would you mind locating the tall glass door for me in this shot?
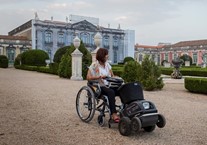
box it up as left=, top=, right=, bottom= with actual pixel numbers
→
left=7, top=48, right=15, bottom=65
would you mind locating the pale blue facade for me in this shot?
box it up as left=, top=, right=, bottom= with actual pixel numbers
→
left=9, top=18, right=135, bottom=64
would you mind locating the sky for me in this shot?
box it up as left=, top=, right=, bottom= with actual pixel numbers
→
left=0, top=0, right=207, bottom=45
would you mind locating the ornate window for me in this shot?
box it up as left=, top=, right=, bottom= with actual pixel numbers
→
left=165, top=53, right=169, bottom=61
left=103, top=36, right=109, bottom=47
left=113, top=36, right=118, bottom=47
left=6, top=48, right=15, bottom=64
left=80, top=33, right=89, bottom=44
left=58, top=33, right=64, bottom=44
left=202, top=53, right=207, bottom=63
left=47, top=49, right=51, bottom=59
left=139, top=54, right=143, bottom=62
left=91, top=34, right=95, bottom=45
left=20, top=46, right=29, bottom=54
left=0, top=47, right=2, bottom=55
left=173, top=52, right=178, bottom=60
left=45, top=31, right=52, bottom=43
left=114, top=50, right=117, bottom=63
left=193, top=53, right=197, bottom=64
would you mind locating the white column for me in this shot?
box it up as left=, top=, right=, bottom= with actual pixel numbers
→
left=70, top=35, right=83, bottom=80
left=70, top=49, right=83, bottom=80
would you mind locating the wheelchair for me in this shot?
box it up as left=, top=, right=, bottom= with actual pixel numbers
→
left=76, top=77, right=124, bottom=127
left=76, top=77, right=166, bottom=136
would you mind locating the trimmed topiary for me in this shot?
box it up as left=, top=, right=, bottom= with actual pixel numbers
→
left=123, top=56, right=134, bottom=64
left=180, top=54, right=192, bottom=65
left=0, top=55, right=8, bottom=68
left=21, top=49, right=49, bottom=66
left=53, top=46, right=68, bottom=63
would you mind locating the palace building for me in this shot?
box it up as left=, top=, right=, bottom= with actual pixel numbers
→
left=0, top=35, right=31, bottom=65
left=135, top=39, right=207, bottom=66
left=7, top=14, right=135, bottom=64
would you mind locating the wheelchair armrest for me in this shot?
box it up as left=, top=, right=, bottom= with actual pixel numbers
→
left=87, top=80, right=99, bottom=86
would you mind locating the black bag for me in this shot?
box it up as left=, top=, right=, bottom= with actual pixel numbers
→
left=118, top=82, right=144, bottom=104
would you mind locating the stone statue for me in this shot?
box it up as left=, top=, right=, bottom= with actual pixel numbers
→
left=171, top=57, right=183, bottom=79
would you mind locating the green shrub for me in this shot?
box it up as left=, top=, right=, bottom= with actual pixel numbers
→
left=122, top=61, right=142, bottom=83
left=185, top=77, right=207, bottom=94
left=121, top=55, right=164, bottom=91
left=141, top=55, right=164, bottom=91
left=0, top=55, right=8, bottom=68
left=53, top=46, right=68, bottom=63
left=123, top=56, right=134, bottom=64
left=21, top=49, right=49, bottom=66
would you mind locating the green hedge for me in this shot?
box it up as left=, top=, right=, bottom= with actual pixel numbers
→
left=160, top=67, right=207, bottom=77
left=15, top=65, right=38, bottom=71
left=185, top=77, right=207, bottom=94
left=0, top=55, right=8, bottom=68
left=15, top=65, right=58, bottom=75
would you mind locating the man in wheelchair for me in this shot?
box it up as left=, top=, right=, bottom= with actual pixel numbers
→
left=86, top=48, right=120, bottom=123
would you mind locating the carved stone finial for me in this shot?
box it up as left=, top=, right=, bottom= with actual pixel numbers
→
left=118, top=24, right=120, bottom=29
left=97, top=25, right=100, bottom=31
left=35, top=12, right=39, bottom=20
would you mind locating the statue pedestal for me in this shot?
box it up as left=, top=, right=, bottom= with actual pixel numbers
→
left=164, top=62, right=170, bottom=68
left=185, top=61, right=190, bottom=66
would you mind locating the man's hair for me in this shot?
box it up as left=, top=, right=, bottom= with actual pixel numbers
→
left=96, top=48, right=108, bottom=63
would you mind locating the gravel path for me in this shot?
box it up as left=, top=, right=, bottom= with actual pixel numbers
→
left=0, top=68, right=207, bottom=145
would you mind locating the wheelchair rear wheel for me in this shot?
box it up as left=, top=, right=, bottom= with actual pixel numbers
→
left=76, top=86, right=96, bottom=123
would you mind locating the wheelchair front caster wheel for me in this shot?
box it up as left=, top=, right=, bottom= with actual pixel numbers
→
left=97, top=115, right=105, bottom=127
left=157, top=114, right=166, bottom=128
left=118, top=117, right=131, bottom=136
